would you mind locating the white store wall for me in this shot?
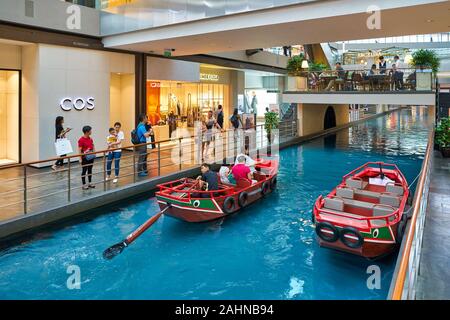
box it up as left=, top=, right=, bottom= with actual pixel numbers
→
left=14, top=43, right=136, bottom=164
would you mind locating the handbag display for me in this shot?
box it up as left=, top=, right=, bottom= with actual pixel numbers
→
left=55, top=138, right=73, bottom=156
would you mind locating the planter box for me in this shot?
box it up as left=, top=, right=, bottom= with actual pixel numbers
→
left=287, top=76, right=307, bottom=91
left=441, top=147, right=450, bottom=158
left=416, top=69, right=432, bottom=91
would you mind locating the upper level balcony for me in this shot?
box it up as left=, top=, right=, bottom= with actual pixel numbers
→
left=283, top=67, right=437, bottom=106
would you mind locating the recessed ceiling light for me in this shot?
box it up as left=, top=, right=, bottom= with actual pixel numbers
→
left=426, top=19, right=434, bottom=23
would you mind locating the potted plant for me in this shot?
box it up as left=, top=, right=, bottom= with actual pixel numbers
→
left=411, top=49, right=440, bottom=91
left=435, top=118, right=450, bottom=158
left=264, top=111, right=279, bottom=153
left=286, top=54, right=308, bottom=91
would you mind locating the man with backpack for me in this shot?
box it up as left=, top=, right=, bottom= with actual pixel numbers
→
left=132, top=114, right=152, bottom=177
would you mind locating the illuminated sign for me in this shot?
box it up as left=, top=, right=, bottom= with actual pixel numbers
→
left=60, top=97, right=95, bottom=111
left=200, top=73, right=220, bottom=82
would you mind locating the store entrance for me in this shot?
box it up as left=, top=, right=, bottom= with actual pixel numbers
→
left=146, top=80, right=228, bottom=140
left=0, top=70, right=20, bottom=166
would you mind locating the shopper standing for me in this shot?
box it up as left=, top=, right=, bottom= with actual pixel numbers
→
left=78, top=126, right=95, bottom=190
left=216, top=105, right=224, bottom=129
left=52, top=116, right=71, bottom=171
left=136, top=114, right=152, bottom=177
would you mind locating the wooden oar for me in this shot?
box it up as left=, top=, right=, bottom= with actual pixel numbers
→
left=103, top=206, right=170, bottom=260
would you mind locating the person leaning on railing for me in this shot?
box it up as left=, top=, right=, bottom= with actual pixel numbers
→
left=78, top=125, right=96, bottom=190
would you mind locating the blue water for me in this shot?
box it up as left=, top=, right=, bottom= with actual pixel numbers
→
left=0, top=107, right=430, bottom=300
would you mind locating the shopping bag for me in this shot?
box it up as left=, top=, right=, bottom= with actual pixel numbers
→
left=55, top=138, right=73, bottom=156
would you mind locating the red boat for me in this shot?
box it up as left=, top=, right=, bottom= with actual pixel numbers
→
left=155, top=159, right=279, bottom=222
left=313, top=162, right=410, bottom=259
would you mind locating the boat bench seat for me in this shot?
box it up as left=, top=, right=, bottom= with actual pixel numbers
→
left=337, top=187, right=401, bottom=207
left=346, top=178, right=368, bottom=190
left=386, top=184, right=404, bottom=196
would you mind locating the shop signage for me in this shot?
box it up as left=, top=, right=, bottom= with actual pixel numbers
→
left=149, top=82, right=161, bottom=88
left=60, top=97, right=95, bottom=111
left=200, top=73, right=220, bottom=82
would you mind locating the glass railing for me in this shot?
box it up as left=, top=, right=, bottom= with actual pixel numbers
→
left=99, top=0, right=321, bottom=36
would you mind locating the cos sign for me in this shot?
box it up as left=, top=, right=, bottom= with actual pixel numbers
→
left=60, top=97, right=95, bottom=111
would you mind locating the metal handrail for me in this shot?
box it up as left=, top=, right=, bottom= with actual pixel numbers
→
left=0, top=120, right=297, bottom=218
left=390, top=128, right=434, bottom=300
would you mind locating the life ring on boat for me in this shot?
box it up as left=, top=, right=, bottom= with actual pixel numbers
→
left=238, top=192, right=249, bottom=208
left=316, top=222, right=340, bottom=243
left=340, top=227, right=364, bottom=249
left=396, top=214, right=408, bottom=244
left=261, top=181, right=270, bottom=196
left=270, top=176, right=278, bottom=190
left=223, top=196, right=236, bottom=214
left=192, top=200, right=201, bottom=208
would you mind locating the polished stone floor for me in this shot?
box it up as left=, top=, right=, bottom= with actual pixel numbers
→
left=417, top=152, right=450, bottom=300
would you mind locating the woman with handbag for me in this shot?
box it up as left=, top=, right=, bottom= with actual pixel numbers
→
left=52, top=116, right=71, bottom=171
left=78, top=126, right=96, bottom=190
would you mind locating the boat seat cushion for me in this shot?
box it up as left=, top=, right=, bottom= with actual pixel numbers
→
left=343, top=198, right=374, bottom=210
left=346, top=178, right=368, bottom=190
left=373, top=205, right=395, bottom=217
left=324, top=197, right=344, bottom=211
left=336, top=187, right=354, bottom=199
left=380, top=194, right=400, bottom=207
left=354, top=189, right=383, bottom=199
left=386, top=184, right=404, bottom=196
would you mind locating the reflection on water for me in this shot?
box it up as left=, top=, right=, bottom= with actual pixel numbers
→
left=0, top=107, right=431, bottom=300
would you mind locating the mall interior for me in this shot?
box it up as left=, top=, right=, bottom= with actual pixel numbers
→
left=0, top=0, right=449, bottom=301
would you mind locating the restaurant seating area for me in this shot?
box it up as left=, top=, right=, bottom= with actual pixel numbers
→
left=307, top=69, right=418, bottom=92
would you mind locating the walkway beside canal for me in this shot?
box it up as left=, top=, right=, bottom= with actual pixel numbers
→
left=416, top=152, right=450, bottom=299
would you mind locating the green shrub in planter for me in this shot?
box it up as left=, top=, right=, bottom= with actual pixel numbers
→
left=435, top=118, right=450, bottom=157
left=411, top=49, right=440, bottom=73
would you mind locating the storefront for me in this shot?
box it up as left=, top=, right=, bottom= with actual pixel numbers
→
left=0, top=40, right=136, bottom=166
left=0, top=69, right=20, bottom=165
left=146, top=58, right=234, bottom=140
left=244, top=71, right=284, bottom=121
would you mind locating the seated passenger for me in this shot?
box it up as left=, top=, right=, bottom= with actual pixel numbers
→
left=219, top=166, right=231, bottom=184
left=232, top=156, right=257, bottom=185
left=195, top=163, right=219, bottom=198
left=234, top=153, right=257, bottom=173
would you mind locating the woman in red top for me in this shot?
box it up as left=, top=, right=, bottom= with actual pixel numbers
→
left=78, top=126, right=95, bottom=190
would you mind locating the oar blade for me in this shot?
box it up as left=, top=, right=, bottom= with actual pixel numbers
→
left=103, top=241, right=126, bottom=260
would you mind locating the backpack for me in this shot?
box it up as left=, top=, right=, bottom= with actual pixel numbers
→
left=131, top=128, right=140, bottom=145
left=230, top=115, right=239, bottom=129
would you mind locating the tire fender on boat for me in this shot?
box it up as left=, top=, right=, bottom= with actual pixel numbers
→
left=316, top=222, right=340, bottom=243
left=340, top=227, right=364, bottom=249
left=396, top=214, right=408, bottom=244
left=223, top=196, right=236, bottom=214
left=270, top=176, right=277, bottom=190
left=261, top=181, right=270, bottom=196
left=238, top=191, right=249, bottom=208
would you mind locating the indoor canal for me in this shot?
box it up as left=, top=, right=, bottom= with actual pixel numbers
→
left=0, top=106, right=430, bottom=300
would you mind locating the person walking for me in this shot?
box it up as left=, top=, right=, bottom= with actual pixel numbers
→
left=216, top=105, right=224, bottom=130
left=202, top=111, right=221, bottom=161
left=136, top=114, right=152, bottom=177
left=78, top=126, right=95, bottom=190
left=52, top=116, right=71, bottom=171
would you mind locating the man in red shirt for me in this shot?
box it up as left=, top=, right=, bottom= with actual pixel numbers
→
left=231, top=155, right=253, bottom=183
left=78, top=126, right=95, bottom=190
